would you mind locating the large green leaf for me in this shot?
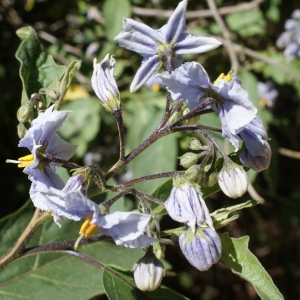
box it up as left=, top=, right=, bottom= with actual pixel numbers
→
left=15, top=27, right=66, bottom=105
left=102, top=0, right=131, bottom=41
left=59, top=97, right=101, bottom=158
left=0, top=201, right=144, bottom=300
left=220, top=233, right=284, bottom=300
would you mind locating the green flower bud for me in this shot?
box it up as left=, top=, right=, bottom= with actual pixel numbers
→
left=17, top=123, right=28, bottom=139
left=189, top=138, right=202, bottom=151
left=17, top=103, right=33, bottom=123
left=185, top=165, right=200, bottom=181
left=179, top=152, right=199, bottom=169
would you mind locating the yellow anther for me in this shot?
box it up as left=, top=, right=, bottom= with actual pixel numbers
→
left=79, top=216, right=99, bottom=237
left=224, top=73, right=232, bottom=82
left=213, top=73, right=224, bottom=85
left=214, top=72, right=232, bottom=85
left=17, top=154, right=34, bottom=168
left=152, top=83, right=160, bottom=92
left=259, top=99, right=267, bottom=107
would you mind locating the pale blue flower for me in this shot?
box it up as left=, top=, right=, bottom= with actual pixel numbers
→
left=92, top=54, right=121, bottom=111
left=114, top=0, right=221, bottom=92
left=239, top=116, right=271, bottom=172
left=30, top=174, right=100, bottom=226
left=31, top=172, right=156, bottom=248
left=159, top=62, right=257, bottom=150
left=165, top=183, right=213, bottom=233
left=16, top=104, right=76, bottom=179
left=179, top=228, right=221, bottom=271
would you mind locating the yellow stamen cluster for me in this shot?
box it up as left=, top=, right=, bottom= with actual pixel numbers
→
left=17, top=154, right=34, bottom=168
left=259, top=99, right=267, bottom=107
left=152, top=83, right=161, bottom=92
left=79, top=216, right=99, bottom=237
left=213, top=72, right=232, bottom=86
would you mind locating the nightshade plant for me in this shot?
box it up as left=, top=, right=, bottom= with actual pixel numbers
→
left=2, top=0, right=284, bottom=299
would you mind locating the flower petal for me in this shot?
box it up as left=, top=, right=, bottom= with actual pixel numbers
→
left=130, top=55, right=161, bottom=93
left=114, top=18, right=158, bottom=57
left=164, top=0, right=187, bottom=44
left=159, top=62, right=210, bottom=109
left=174, top=34, right=222, bottom=55
left=97, top=211, right=156, bottom=248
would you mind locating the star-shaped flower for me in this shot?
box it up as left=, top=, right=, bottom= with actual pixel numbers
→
left=159, top=62, right=257, bottom=150
left=114, top=0, right=221, bottom=92
left=7, top=105, right=77, bottom=184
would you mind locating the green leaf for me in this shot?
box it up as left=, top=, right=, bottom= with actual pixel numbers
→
left=102, top=0, right=131, bottom=41
left=220, top=233, right=284, bottom=300
left=15, top=27, right=66, bottom=106
left=0, top=201, right=144, bottom=300
left=211, top=200, right=259, bottom=229
left=59, top=97, right=101, bottom=158
left=226, top=9, right=266, bottom=37
left=103, top=269, right=138, bottom=300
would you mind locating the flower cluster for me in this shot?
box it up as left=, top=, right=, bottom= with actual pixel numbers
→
left=7, top=0, right=274, bottom=293
left=8, top=103, right=155, bottom=249
left=276, top=9, right=300, bottom=61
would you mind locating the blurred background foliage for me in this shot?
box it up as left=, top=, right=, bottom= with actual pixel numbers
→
left=1, top=0, right=300, bottom=299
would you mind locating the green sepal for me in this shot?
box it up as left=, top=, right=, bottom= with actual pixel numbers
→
left=211, top=200, right=259, bottom=229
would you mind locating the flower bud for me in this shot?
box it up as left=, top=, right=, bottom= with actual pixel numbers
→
left=17, top=103, right=33, bottom=123
left=239, top=146, right=271, bottom=172
left=17, top=123, right=28, bottom=139
left=133, top=253, right=164, bottom=291
left=179, top=228, right=221, bottom=271
left=218, top=164, right=249, bottom=199
left=207, top=168, right=218, bottom=187
left=91, top=54, right=121, bottom=112
left=165, top=183, right=213, bottom=233
left=189, top=138, right=202, bottom=151
left=178, top=152, right=199, bottom=169
left=185, top=165, right=201, bottom=180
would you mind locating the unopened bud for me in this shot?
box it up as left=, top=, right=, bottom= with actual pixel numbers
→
left=17, top=123, right=28, bottom=139
left=17, top=103, right=33, bottom=123
left=179, top=228, right=221, bottom=271
left=179, top=152, right=199, bottom=169
left=218, top=164, right=249, bottom=198
left=92, top=54, right=121, bottom=112
left=207, top=168, right=219, bottom=187
left=185, top=165, right=200, bottom=180
left=189, top=138, right=202, bottom=151
left=133, top=252, right=164, bottom=291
